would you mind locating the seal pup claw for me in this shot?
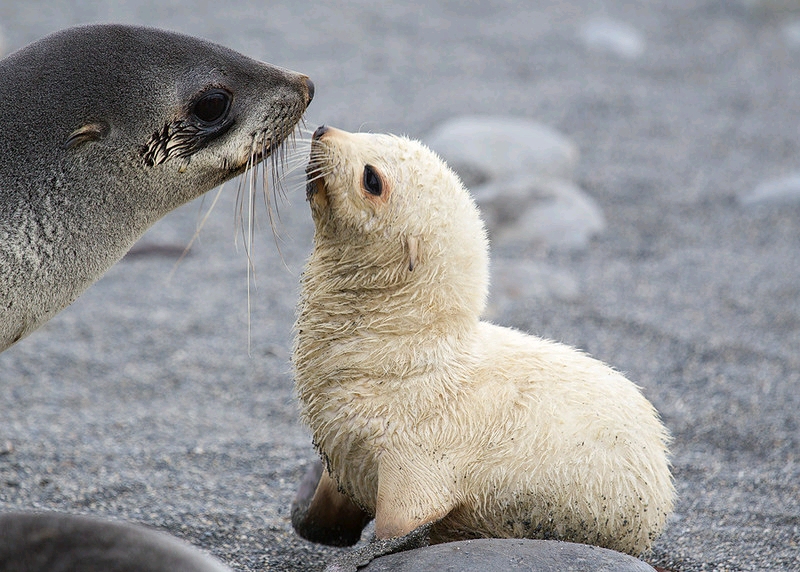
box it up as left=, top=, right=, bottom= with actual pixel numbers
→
left=292, top=126, right=675, bottom=558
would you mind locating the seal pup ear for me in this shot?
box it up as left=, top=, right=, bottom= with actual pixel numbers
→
left=406, top=235, right=419, bottom=272
left=63, top=121, right=110, bottom=149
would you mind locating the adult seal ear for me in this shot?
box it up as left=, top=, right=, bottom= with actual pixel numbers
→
left=0, top=24, right=314, bottom=352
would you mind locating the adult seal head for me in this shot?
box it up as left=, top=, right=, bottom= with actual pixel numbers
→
left=0, top=24, right=314, bottom=351
left=293, top=126, right=674, bottom=559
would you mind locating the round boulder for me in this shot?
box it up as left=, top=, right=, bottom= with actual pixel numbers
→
left=361, top=538, right=656, bottom=572
left=0, top=511, right=231, bottom=572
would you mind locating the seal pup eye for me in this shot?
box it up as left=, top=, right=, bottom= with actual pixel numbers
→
left=191, top=89, right=232, bottom=125
left=363, top=165, right=383, bottom=196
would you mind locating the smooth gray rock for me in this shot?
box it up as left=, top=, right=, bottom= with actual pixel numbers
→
left=579, top=18, right=645, bottom=60
left=782, top=21, right=800, bottom=47
left=359, top=539, right=656, bottom=572
left=474, top=176, right=606, bottom=250
left=487, top=259, right=580, bottom=314
left=0, top=512, right=232, bottom=572
left=740, top=174, right=800, bottom=206
left=425, top=116, right=579, bottom=186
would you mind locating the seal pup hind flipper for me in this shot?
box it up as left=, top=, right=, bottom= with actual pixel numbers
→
left=0, top=24, right=314, bottom=351
left=291, top=459, right=373, bottom=547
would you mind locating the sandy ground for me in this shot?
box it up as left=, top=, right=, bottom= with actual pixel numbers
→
left=1, top=1, right=799, bottom=570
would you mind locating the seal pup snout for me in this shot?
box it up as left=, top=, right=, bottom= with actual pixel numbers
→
left=312, top=124, right=328, bottom=139
left=305, top=125, right=349, bottom=206
left=305, top=125, right=330, bottom=202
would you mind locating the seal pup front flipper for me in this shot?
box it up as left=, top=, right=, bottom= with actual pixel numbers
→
left=373, top=450, right=455, bottom=540
left=290, top=451, right=453, bottom=547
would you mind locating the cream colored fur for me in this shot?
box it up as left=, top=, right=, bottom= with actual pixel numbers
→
left=293, top=127, right=674, bottom=556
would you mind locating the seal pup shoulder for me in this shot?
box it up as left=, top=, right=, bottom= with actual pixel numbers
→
left=292, top=126, right=674, bottom=557
left=0, top=24, right=313, bottom=351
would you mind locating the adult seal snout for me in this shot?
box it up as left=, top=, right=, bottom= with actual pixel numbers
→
left=0, top=24, right=314, bottom=351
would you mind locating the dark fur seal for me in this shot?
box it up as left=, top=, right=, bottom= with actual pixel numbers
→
left=0, top=511, right=232, bottom=572
left=0, top=24, right=313, bottom=351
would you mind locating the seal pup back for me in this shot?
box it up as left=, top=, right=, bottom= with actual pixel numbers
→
left=0, top=24, right=313, bottom=351
left=293, top=126, right=674, bottom=556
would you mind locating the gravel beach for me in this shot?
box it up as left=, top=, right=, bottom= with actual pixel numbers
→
left=1, top=1, right=798, bottom=570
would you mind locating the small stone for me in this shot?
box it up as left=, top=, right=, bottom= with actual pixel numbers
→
left=360, top=538, right=656, bottom=572
left=489, top=258, right=580, bottom=306
left=580, top=18, right=646, bottom=60
left=740, top=174, right=800, bottom=206
left=783, top=20, right=800, bottom=48
left=474, top=176, right=606, bottom=250
left=426, top=116, right=579, bottom=187
left=0, top=440, right=13, bottom=455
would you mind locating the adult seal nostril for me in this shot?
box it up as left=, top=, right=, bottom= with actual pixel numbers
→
left=0, top=24, right=314, bottom=352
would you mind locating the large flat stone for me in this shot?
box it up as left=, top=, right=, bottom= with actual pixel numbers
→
left=425, top=116, right=579, bottom=186
left=360, top=539, right=656, bottom=572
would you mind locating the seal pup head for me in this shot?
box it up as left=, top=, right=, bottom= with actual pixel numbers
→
left=304, top=125, right=490, bottom=324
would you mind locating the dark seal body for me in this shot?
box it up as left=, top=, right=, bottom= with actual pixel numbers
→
left=0, top=24, right=313, bottom=351
left=0, top=511, right=232, bottom=572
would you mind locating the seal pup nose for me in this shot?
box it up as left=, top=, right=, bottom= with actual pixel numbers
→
left=313, top=125, right=329, bottom=140
left=305, top=78, right=315, bottom=103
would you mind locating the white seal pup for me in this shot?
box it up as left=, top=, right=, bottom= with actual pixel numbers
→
left=292, top=126, right=675, bottom=557
left=0, top=24, right=314, bottom=351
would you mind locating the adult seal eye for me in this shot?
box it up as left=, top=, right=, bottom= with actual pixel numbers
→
left=363, top=164, right=382, bottom=196
left=191, top=90, right=232, bottom=125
